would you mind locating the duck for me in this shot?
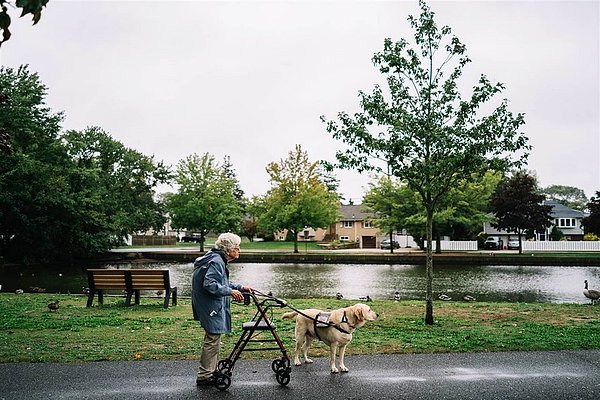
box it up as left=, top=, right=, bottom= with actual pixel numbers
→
left=336, top=292, right=344, bottom=300
left=47, top=300, right=60, bottom=312
left=463, top=294, right=476, bottom=302
left=393, top=291, right=401, bottom=302
left=583, top=280, right=600, bottom=305
left=438, top=294, right=452, bottom=301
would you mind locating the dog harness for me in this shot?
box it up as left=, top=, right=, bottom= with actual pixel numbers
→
left=313, top=311, right=353, bottom=341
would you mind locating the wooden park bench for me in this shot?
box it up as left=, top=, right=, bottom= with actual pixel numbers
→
left=86, top=269, right=177, bottom=309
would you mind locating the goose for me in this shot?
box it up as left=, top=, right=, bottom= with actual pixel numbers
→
left=359, top=295, right=372, bottom=302
left=47, top=300, right=60, bottom=312
left=393, top=291, right=401, bottom=302
left=15, top=289, right=24, bottom=294
left=438, top=294, right=451, bottom=301
left=463, top=294, right=476, bottom=302
left=583, top=280, right=600, bottom=305
left=336, top=292, right=344, bottom=300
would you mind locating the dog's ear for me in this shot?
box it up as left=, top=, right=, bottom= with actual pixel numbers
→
left=353, top=304, right=365, bottom=321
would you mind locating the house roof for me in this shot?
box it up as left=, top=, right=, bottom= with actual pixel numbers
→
left=543, top=200, right=584, bottom=218
left=339, top=204, right=374, bottom=221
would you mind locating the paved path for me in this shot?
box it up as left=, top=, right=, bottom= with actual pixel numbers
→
left=2, top=351, right=599, bottom=399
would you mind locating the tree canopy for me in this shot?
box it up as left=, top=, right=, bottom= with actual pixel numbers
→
left=261, top=145, right=339, bottom=253
left=541, top=184, right=588, bottom=211
left=0, top=66, right=171, bottom=263
left=322, top=1, right=529, bottom=324
left=490, top=171, right=553, bottom=253
left=167, top=153, right=243, bottom=251
left=582, top=191, right=600, bottom=236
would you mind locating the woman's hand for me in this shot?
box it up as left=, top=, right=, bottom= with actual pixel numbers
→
left=230, top=289, right=244, bottom=302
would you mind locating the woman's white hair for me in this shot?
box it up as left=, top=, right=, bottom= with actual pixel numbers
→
left=215, top=232, right=241, bottom=253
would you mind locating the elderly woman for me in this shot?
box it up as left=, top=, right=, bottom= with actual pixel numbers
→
left=192, top=232, right=253, bottom=387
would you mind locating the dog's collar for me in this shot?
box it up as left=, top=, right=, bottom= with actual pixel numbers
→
left=337, top=311, right=355, bottom=333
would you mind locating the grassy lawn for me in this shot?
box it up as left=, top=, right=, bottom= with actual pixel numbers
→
left=1, top=293, right=598, bottom=363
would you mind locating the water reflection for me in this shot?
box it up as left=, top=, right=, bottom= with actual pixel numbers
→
left=1, top=262, right=599, bottom=304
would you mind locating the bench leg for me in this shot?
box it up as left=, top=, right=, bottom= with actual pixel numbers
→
left=86, top=291, right=95, bottom=307
left=163, top=289, right=170, bottom=309
left=172, top=287, right=177, bottom=306
left=98, top=290, right=104, bottom=305
left=125, top=291, right=132, bottom=306
left=134, top=290, right=140, bottom=305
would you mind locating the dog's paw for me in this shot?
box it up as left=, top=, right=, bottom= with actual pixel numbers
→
left=294, top=360, right=302, bottom=366
left=330, top=367, right=339, bottom=374
left=304, top=358, right=314, bottom=364
left=340, top=366, right=349, bottom=373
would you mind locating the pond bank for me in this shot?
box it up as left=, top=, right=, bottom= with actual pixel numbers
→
left=104, top=250, right=600, bottom=266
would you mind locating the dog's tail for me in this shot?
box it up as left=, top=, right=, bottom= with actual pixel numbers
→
left=281, top=311, right=298, bottom=319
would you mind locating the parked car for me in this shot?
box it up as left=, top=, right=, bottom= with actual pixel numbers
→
left=181, top=233, right=202, bottom=243
left=507, top=238, right=520, bottom=250
left=380, top=238, right=400, bottom=249
left=483, top=236, right=503, bottom=250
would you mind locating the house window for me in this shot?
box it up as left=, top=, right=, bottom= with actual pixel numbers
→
left=363, top=221, right=373, bottom=228
left=342, top=221, right=354, bottom=228
left=556, top=218, right=576, bottom=228
left=340, top=236, right=350, bottom=241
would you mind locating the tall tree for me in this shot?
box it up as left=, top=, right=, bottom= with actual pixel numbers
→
left=167, top=153, right=243, bottom=251
left=541, top=184, right=588, bottom=211
left=261, top=145, right=339, bottom=253
left=240, top=195, right=267, bottom=242
left=322, top=1, right=529, bottom=324
left=490, top=172, right=553, bottom=253
left=63, top=126, right=171, bottom=253
left=581, top=191, right=600, bottom=235
left=0, top=66, right=67, bottom=262
left=0, top=66, right=171, bottom=263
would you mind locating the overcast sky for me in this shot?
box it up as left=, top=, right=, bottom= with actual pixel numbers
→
left=2, top=0, right=598, bottom=203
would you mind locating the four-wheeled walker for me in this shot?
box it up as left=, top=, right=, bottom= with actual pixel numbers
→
left=213, top=290, right=292, bottom=391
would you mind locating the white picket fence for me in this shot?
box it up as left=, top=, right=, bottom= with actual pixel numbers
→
left=522, top=241, right=600, bottom=252
left=431, top=241, right=478, bottom=251
left=430, top=240, right=600, bottom=251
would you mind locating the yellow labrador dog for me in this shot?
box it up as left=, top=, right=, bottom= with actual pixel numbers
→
left=282, top=303, right=377, bottom=373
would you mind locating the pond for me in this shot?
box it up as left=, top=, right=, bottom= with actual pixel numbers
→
left=2, top=262, right=600, bottom=304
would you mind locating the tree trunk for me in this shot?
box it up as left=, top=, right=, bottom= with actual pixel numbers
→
left=435, top=231, right=442, bottom=254
left=389, top=232, right=394, bottom=254
left=293, top=229, right=298, bottom=253
left=425, top=207, right=434, bottom=325
left=199, top=233, right=205, bottom=252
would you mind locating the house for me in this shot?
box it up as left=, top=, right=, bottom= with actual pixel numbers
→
left=539, top=199, right=586, bottom=241
left=483, top=199, right=586, bottom=242
left=328, top=204, right=378, bottom=248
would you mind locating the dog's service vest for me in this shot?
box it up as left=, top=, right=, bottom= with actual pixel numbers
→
left=313, top=311, right=351, bottom=341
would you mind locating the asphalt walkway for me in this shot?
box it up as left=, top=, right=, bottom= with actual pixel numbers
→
left=1, top=350, right=599, bottom=399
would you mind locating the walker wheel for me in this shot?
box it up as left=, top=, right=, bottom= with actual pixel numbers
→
left=217, top=359, right=233, bottom=372
left=271, top=359, right=283, bottom=373
left=214, top=373, right=231, bottom=391
left=275, top=370, right=291, bottom=386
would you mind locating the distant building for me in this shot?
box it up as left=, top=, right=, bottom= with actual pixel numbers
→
left=483, top=199, right=587, bottom=242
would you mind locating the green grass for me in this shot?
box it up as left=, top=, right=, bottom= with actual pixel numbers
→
left=1, top=293, right=598, bottom=363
